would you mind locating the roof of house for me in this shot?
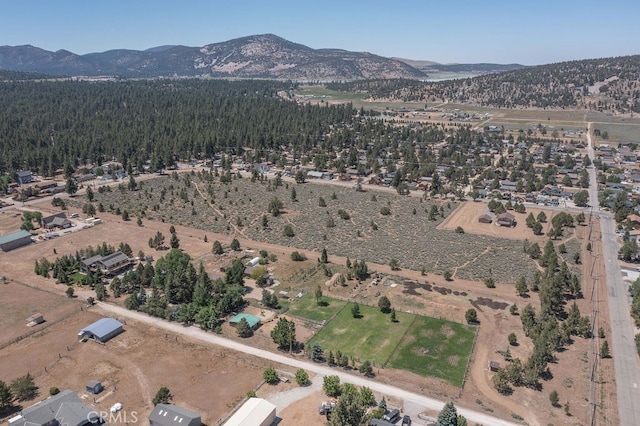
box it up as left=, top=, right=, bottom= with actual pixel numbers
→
left=80, top=318, right=123, bottom=339
left=223, top=398, right=275, bottom=426
left=98, top=251, right=129, bottom=269
left=229, top=313, right=260, bottom=328
left=16, top=170, right=32, bottom=177
left=497, top=212, right=516, bottom=221
left=86, top=380, right=101, bottom=388
left=81, top=254, right=104, bottom=267
left=628, top=214, right=640, bottom=223
left=149, top=404, right=201, bottom=426
left=42, top=212, right=70, bottom=227
left=0, top=230, right=32, bottom=246
left=9, top=389, right=100, bottom=426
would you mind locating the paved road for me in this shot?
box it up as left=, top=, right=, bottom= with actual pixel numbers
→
left=95, top=302, right=520, bottom=426
left=586, top=124, right=640, bottom=425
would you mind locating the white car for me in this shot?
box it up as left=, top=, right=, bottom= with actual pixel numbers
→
left=110, top=403, right=122, bottom=413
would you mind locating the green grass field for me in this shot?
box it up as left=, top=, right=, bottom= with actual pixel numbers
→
left=307, top=302, right=413, bottom=365
left=388, top=316, right=475, bottom=387
left=287, top=293, right=346, bottom=322
left=305, top=300, right=475, bottom=385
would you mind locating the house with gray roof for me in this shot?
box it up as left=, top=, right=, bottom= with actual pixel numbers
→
left=8, top=389, right=101, bottom=426
left=16, top=170, right=32, bottom=185
left=149, top=404, right=201, bottom=426
left=42, top=212, right=72, bottom=230
left=96, top=251, right=130, bottom=276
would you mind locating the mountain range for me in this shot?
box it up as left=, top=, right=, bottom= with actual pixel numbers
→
left=0, top=34, right=521, bottom=81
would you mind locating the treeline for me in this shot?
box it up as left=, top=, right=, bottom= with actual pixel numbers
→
left=327, top=55, right=640, bottom=113
left=35, top=242, right=247, bottom=331
left=492, top=236, right=590, bottom=394
left=0, top=79, right=353, bottom=176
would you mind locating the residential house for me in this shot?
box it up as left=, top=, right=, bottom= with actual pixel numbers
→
left=96, top=251, right=130, bottom=276
left=497, top=212, right=516, bottom=227
left=149, top=404, right=201, bottom=426
left=16, top=170, right=32, bottom=185
left=80, top=255, right=104, bottom=274
left=41, top=212, right=72, bottom=230
left=8, top=389, right=101, bottom=426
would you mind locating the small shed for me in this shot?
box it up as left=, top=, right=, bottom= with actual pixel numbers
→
left=229, top=313, right=260, bottom=330
left=78, top=318, right=123, bottom=343
left=478, top=213, right=493, bottom=224
left=489, top=361, right=500, bottom=372
left=223, top=398, right=276, bottom=426
left=26, top=313, right=44, bottom=327
left=86, top=380, right=103, bottom=394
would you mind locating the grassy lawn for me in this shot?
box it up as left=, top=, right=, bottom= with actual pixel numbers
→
left=388, top=316, right=476, bottom=387
left=287, top=293, right=346, bottom=322
left=70, top=271, right=85, bottom=284
left=307, top=302, right=413, bottom=366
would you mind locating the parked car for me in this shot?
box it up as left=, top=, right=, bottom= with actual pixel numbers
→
left=383, top=409, right=400, bottom=423
left=110, top=402, right=122, bottom=413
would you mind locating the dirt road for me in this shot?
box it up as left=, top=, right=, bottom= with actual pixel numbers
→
left=95, top=302, right=519, bottom=426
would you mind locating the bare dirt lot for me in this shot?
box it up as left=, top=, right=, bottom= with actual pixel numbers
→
left=439, top=201, right=560, bottom=242
left=0, top=303, right=264, bottom=426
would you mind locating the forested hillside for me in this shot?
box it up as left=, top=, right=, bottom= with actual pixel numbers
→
left=329, top=55, right=640, bottom=113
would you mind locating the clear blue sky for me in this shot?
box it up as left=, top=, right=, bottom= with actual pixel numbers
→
left=1, top=0, right=638, bottom=65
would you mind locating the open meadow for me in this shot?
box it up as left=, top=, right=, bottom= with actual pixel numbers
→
left=75, top=174, right=540, bottom=283
left=305, top=300, right=475, bottom=387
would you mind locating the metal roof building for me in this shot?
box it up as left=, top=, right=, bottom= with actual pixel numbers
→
left=78, top=318, right=123, bottom=343
left=149, top=404, right=201, bottom=426
left=0, top=230, right=32, bottom=252
left=224, top=398, right=276, bottom=426
left=229, top=313, right=260, bottom=329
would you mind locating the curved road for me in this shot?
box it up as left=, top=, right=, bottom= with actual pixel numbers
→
left=95, top=302, right=519, bottom=426
left=586, top=124, right=640, bottom=425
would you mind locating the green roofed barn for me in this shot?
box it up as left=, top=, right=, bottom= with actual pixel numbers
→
left=229, top=313, right=260, bottom=330
left=0, top=229, right=32, bottom=252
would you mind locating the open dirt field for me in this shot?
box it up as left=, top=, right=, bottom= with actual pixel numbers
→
left=0, top=195, right=609, bottom=426
left=0, top=303, right=264, bottom=426
left=439, top=201, right=561, bottom=242
left=0, top=281, right=82, bottom=348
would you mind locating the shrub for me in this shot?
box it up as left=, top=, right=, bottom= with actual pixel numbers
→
left=379, top=206, right=391, bottom=216
left=263, top=367, right=279, bottom=384
left=291, top=251, right=306, bottom=261
left=283, top=225, right=295, bottom=237
left=295, top=369, right=310, bottom=386
left=49, top=387, right=60, bottom=396
left=455, top=226, right=465, bottom=234
left=465, top=308, right=478, bottom=324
